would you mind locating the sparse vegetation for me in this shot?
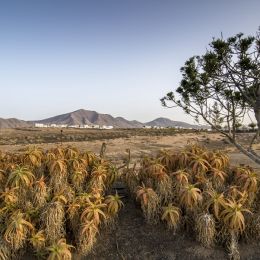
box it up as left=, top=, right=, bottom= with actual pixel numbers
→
left=0, top=128, right=192, bottom=146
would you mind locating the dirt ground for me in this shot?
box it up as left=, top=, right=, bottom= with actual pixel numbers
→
left=1, top=129, right=260, bottom=169
left=1, top=129, right=260, bottom=260
left=87, top=195, right=260, bottom=260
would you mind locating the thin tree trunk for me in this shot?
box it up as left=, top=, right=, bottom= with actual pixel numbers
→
left=230, top=138, right=260, bottom=164
left=254, top=87, right=260, bottom=131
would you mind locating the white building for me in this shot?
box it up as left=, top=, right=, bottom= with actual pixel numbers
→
left=68, top=125, right=80, bottom=128
left=35, top=123, right=48, bottom=128
left=82, top=124, right=92, bottom=129
left=91, top=124, right=100, bottom=129
left=35, top=123, right=114, bottom=129
left=101, top=125, right=114, bottom=130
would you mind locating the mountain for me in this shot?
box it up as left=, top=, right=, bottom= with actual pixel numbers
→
left=34, top=109, right=144, bottom=128
left=146, top=117, right=204, bottom=129
left=0, top=118, right=32, bottom=129
left=0, top=109, right=208, bottom=129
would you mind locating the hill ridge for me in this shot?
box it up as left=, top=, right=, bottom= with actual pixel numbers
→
left=0, top=109, right=207, bottom=129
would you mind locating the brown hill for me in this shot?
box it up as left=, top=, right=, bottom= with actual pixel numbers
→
left=0, top=109, right=207, bottom=129
left=0, top=118, right=32, bottom=128
left=35, top=109, right=144, bottom=128
left=146, top=117, right=208, bottom=129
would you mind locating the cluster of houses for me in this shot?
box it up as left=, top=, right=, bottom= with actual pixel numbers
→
left=34, top=123, right=213, bottom=131
left=142, top=125, right=204, bottom=130
left=142, top=125, right=165, bottom=129
left=34, top=123, right=114, bottom=130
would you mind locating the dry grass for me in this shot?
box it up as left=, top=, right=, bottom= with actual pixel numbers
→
left=195, top=213, right=215, bottom=248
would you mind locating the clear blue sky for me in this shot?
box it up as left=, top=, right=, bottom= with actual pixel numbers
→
left=0, top=0, right=259, bottom=123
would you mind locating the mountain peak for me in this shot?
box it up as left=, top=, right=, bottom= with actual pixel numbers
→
left=0, top=109, right=208, bottom=129
left=35, top=109, right=143, bottom=128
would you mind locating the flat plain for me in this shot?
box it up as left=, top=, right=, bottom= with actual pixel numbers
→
left=0, top=128, right=259, bottom=167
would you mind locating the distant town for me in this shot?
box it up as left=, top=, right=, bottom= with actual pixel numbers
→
left=34, top=123, right=209, bottom=130
left=34, top=123, right=257, bottom=132
left=34, top=123, right=114, bottom=129
left=35, top=123, right=175, bottom=130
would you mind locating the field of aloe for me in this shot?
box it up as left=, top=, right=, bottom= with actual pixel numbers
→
left=0, top=144, right=259, bottom=259
left=124, top=145, right=259, bottom=260
left=0, top=146, right=123, bottom=259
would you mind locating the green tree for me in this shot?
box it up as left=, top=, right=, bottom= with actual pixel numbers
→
left=161, top=28, right=260, bottom=164
left=248, top=122, right=257, bottom=131
left=235, top=121, right=242, bottom=131
left=211, top=102, right=223, bottom=129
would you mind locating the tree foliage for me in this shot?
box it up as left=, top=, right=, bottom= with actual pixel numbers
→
left=161, top=28, right=260, bottom=164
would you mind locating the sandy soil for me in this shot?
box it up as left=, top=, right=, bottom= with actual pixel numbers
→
left=87, top=194, right=260, bottom=260
left=1, top=131, right=259, bottom=169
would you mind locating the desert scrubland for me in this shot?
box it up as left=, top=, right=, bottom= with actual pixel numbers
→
left=1, top=128, right=260, bottom=259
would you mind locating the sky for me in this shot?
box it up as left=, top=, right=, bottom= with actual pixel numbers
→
left=0, top=0, right=259, bottom=123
